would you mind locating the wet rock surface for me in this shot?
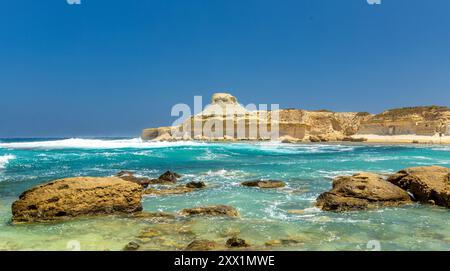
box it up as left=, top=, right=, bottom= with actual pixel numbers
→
left=226, top=237, right=250, bottom=248
left=180, top=205, right=239, bottom=217
left=186, top=181, right=206, bottom=189
left=153, top=171, right=181, bottom=184
left=316, top=172, right=411, bottom=211
left=241, top=180, right=286, bottom=188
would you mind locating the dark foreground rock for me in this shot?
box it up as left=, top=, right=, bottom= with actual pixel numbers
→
left=153, top=171, right=181, bottom=184
left=226, top=237, right=250, bottom=248
left=12, top=177, right=143, bottom=223
left=241, top=180, right=285, bottom=188
left=387, top=166, right=450, bottom=207
left=316, top=172, right=411, bottom=211
left=123, top=241, right=140, bottom=251
left=186, top=181, right=206, bottom=188
left=180, top=205, right=239, bottom=217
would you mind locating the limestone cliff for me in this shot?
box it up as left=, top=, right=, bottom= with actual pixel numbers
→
left=141, top=93, right=450, bottom=142
left=357, top=106, right=450, bottom=136
left=141, top=93, right=371, bottom=142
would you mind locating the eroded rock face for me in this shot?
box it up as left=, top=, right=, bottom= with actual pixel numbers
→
left=180, top=205, right=239, bottom=217
left=11, top=177, right=143, bottom=223
left=211, top=93, right=238, bottom=104
left=387, top=166, right=450, bottom=207
left=141, top=93, right=372, bottom=142
left=357, top=106, right=450, bottom=136
left=316, top=172, right=411, bottom=211
left=141, top=93, right=450, bottom=142
left=241, top=180, right=285, bottom=188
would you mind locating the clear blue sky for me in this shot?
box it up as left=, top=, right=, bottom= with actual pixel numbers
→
left=1, top=0, right=450, bottom=137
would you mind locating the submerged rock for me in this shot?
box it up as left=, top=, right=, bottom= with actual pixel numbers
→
left=265, top=239, right=303, bottom=247
left=185, top=239, right=223, bottom=251
left=226, top=237, right=250, bottom=248
left=123, top=241, right=140, bottom=251
left=138, top=229, right=162, bottom=239
left=11, top=177, right=143, bottom=223
left=144, top=186, right=194, bottom=195
left=130, top=212, right=176, bottom=219
left=316, top=172, right=411, bottom=211
left=387, top=166, right=450, bottom=208
left=186, top=181, right=206, bottom=189
left=180, top=205, right=239, bottom=217
left=241, top=180, right=285, bottom=188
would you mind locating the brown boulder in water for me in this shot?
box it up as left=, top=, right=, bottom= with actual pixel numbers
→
left=180, top=205, right=239, bottom=217
left=241, top=180, right=285, bottom=188
left=316, top=172, right=411, bottom=211
left=11, top=177, right=143, bottom=223
left=159, top=171, right=181, bottom=182
left=387, top=166, right=450, bottom=207
left=148, top=171, right=182, bottom=184
left=186, top=181, right=206, bottom=188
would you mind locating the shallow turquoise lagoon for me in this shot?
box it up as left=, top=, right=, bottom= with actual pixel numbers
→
left=1, top=138, right=450, bottom=251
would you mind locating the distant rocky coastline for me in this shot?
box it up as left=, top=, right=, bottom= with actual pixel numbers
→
left=141, top=93, right=450, bottom=144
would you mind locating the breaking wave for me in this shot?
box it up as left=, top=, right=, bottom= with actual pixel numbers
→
left=0, top=155, right=15, bottom=170
left=0, top=138, right=206, bottom=150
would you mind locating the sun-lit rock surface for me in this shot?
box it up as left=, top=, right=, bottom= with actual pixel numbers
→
left=12, top=177, right=143, bottom=223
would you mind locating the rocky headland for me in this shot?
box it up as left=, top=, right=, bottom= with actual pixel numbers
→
left=141, top=93, right=450, bottom=144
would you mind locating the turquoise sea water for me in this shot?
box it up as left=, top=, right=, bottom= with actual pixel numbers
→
left=1, top=138, right=450, bottom=251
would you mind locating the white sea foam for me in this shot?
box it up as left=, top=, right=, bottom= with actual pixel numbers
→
left=252, top=142, right=358, bottom=154
left=0, top=138, right=206, bottom=150
left=0, top=155, right=16, bottom=170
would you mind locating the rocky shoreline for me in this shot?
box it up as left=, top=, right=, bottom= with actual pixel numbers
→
left=9, top=165, right=450, bottom=250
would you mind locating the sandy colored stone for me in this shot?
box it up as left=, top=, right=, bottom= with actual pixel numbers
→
left=316, top=172, right=411, bottom=211
left=142, top=93, right=450, bottom=143
left=12, top=177, right=143, bottom=223
left=387, top=166, right=450, bottom=207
